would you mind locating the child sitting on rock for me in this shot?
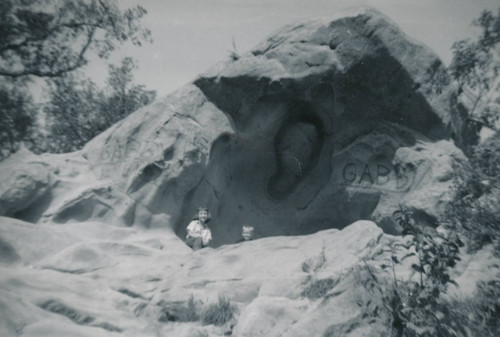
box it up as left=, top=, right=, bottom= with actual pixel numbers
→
left=185, top=207, right=212, bottom=250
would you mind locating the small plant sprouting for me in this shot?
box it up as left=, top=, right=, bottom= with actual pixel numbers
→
left=160, top=295, right=236, bottom=326
left=302, top=245, right=326, bottom=276
left=182, top=295, right=199, bottom=322
left=228, top=37, right=240, bottom=61
left=393, top=205, right=463, bottom=292
left=202, top=295, right=236, bottom=326
left=301, top=245, right=337, bottom=299
left=301, top=277, right=337, bottom=300
left=158, top=295, right=199, bottom=322
left=388, top=204, right=465, bottom=336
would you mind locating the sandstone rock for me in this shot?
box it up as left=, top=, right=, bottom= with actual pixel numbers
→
left=0, top=220, right=387, bottom=336
left=232, top=297, right=307, bottom=337
left=0, top=216, right=77, bottom=265
left=0, top=8, right=469, bottom=245
left=1, top=216, right=498, bottom=336
left=448, top=245, right=500, bottom=297
left=80, top=84, right=233, bottom=230
left=160, top=324, right=209, bottom=337
left=154, top=221, right=383, bottom=305
left=372, top=139, right=468, bottom=232
left=0, top=149, right=52, bottom=221
left=184, top=7, right=466, bottom=244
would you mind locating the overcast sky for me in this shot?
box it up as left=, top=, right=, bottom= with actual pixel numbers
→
left=85, top=0, right=499, bottom=97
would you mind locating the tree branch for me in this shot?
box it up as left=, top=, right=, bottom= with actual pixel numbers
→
left=0, top=26, right=96, bottom=78
left=98, top=0, right=118, bottom=36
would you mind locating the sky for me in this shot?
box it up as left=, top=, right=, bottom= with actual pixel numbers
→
left=84, top=0, right=500, bottom=97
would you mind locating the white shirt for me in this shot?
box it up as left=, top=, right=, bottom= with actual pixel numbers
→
left=186, top=220, right=212, bottom=245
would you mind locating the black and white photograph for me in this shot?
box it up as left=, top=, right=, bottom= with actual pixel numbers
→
left=0, top=0, right=499, bottom=336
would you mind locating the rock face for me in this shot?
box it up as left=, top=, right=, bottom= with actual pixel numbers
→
left=0, top=218, right=411, bottom=337
left=0, top=8, right=467, bottom=246
left=1, top=218, right=497, bottom=337
left=186, top=8, right=468, bottom=245
left=0, top=148, right=52, bottom=222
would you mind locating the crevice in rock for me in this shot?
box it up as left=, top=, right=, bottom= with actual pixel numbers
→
left=38, top=299, right=123, bottom=332
left=40, top=266, right=106, bottom=274
left=0, top=238, right=20, bottom=265
left=117, top=288, right=147, bottom=300
left=162, top=146, right=175, bottom=161
left=52, top=188, right=114, bottom=224
left=205, top=178, right=221, bottom=201
left=12, top=190, right=53, bottom=224
left=127, top=162, right=163, bottom=194
left=268, top=100, right=325, bottom=200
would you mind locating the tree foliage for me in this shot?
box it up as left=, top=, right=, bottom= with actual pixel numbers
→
left=0, top=0, right=152, bottom=158
left=0, top=0, right=151, bottom=78
left=101, top=57, right=156, bottom=123
left=38, top=57, right=156, bottom=153
left=0, top=83, right=36, bottom=159
left=446, top=133, right=500, bottom=255
left=450, top=8, right=500, bottom=129
left=40, top=73, right=104, bottom=152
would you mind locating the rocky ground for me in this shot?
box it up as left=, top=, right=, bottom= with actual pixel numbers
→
left=1, top=217, right=498, bottom=337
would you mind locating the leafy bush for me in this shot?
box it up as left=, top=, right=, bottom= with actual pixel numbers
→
left=201, top=296, right=235, bottom=326
left=449, top=8, right=500, bottom=130
left=446, top=6, right=500, bottom=255
left=446, top=133, right=500, bottom=255
left=355, top=260, right=500, bottom=337
left=352, top=263, right=401, bottom=335
left=439, top=279, right=500, bottom=337
left=394, top=206, right=463, bottom=290
left=386, top=281, right=500, bottom=337
left=473, top=133, right=500, bottom=184
left=383, top=206, right=464, bottom=336
left=471, top=279, right=500, bottom=335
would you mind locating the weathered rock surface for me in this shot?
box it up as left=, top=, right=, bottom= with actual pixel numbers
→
left=1, top=218, right=497, bottom=337
left=0, top=148, right=52, bottom=222
left=186, top=7, right=468, bottom=243
left=0, top=8, right=469, bottom=245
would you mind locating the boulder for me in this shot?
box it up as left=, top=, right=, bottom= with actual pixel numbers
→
left=372, top=139, right=468, bottom=232
left=0, top=148, right=52, bottom=222
left=181, top=7, right=466, bottom=244
left=0, top=8, right=468, bottom=246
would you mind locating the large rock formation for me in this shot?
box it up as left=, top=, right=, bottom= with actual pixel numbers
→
left=1, top=8, right=467, bottom=246
left=0, top=8, right=497, bottom=337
